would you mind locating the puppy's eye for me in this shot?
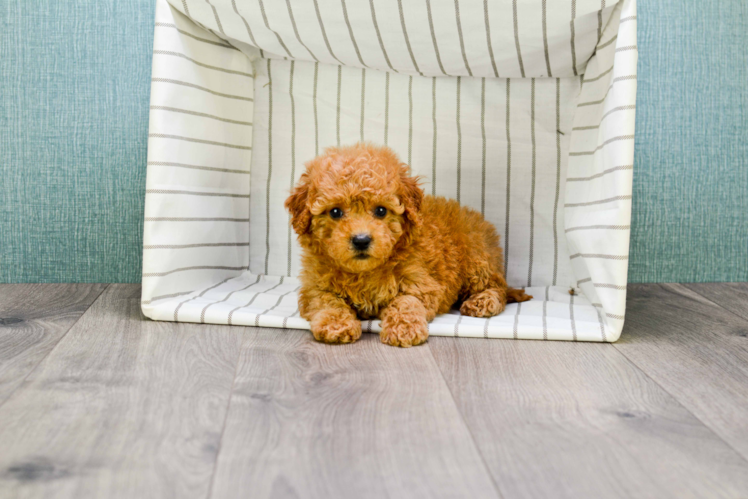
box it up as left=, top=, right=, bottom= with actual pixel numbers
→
left=329, top=208, right=344, bottom=219
left=374, top=206, right=387, bottom=218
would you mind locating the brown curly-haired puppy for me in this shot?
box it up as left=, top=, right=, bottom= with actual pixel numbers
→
left=285, top=143, right=532, bottom=347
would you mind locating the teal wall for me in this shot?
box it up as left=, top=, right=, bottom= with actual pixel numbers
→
left=2, top=1, right=746, bottom=284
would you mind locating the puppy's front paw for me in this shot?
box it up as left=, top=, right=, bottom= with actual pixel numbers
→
left=310, top=309, right=362, bottom=344
left=380, top=311, right=429, bottom=348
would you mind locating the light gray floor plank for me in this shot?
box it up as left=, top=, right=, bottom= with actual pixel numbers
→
left=210, top=329, right=499, bottom=499
left=683, top=282, right=748, bottom=322
left=615, top=283, right=748, bottom=463
left=429, top=335, right=748, bottom=498
left=0, top=285, right=243, bottom=498
left=0, top=284, right=107, bottom=405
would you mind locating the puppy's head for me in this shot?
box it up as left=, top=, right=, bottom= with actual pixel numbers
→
left=285, top=143, right=422, bottom=273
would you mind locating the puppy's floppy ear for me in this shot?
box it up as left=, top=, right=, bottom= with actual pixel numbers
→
left=285, top=174, right=312, bottom=235
left=398, top=166, right=423, bottom=228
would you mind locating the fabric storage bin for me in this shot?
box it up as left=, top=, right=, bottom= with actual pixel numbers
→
left=141, top=0, right=637, bottom=342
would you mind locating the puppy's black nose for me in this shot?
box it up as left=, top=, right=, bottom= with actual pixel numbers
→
left=351, top=234, right=372, bottom=251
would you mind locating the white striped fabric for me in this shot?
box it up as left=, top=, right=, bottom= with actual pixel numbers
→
left=142, top=0, right=637, bottom=342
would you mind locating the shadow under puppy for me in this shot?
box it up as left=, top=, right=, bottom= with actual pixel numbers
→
left=285, top=143, right=532, bottom=347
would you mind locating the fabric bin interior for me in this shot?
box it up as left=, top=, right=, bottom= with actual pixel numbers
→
left=141, top=0, right=637, bottom=342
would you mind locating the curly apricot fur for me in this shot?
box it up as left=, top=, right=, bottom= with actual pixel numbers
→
left=285, top=143, right=532, bottom=347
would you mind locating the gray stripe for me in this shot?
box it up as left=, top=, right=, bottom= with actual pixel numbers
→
left=597, top=34, right=618, bottom=50
left=265, top=59, right=273, bottom=275
left=607, top=312, right=625, bottom=320
left=254, top=285, right=300, bottom=328
left=542, top=0, right=552, bottom=77
left=202, top=274, right=262, bottom=323
left=567, top=165, right=633, bottom=182
left=384, top=72, right=390, bottom=145
left=431, top=77, right=437, bottom=196
left=483, top=316, right=491, bottom=339
left=181, top=0, right=190, bottom=17
left=287, top=61, right=296, bottom=277
left=148, top=133, right=251, bottom=150
left=426, top=0, right=447, bottom=75
left=143, top=266, right=246, bottom=278
left=155, top=23, right=235, bottom=49
left=570, top=0, right=578, bottom=76
left=286, top=0, right=319, bottom=61
left=142, top=290, right=192, bottom=305
left=597, top=4, right=603, bottom=41
left=205, top=0, right=225, bottom=34
left=144, top=217, right=249, bottom=222
left=565, top=195, right=632, bottom=208
left=483, top=0, right=498, bottom=77
left=620, top=15, right=637, bottom=23
left=616, top=45, right=638, bottom=52
left=569, top=253, right=629, bottom=260
left=407, top=76, right=413, bottom=164
left=174, top=276, right=230, bottom=321
left=148, top=161, right=249, bottom=175
left=513, top=302, right=521, bottom=340
left=566, top=224, right=630, bottom=232
left=593, top=283, right=627, bottom=290
left=454, top=314, right=462, bottom=337
left=512, top=0, right=525, bottom=77
left=571, top=104, right=636, bottom=130
left=342, top=0, right=367, bottom=67
left=578, top=277, right=592, bottom=285
left=314, top=0, right=344, bottom=64
left=553, top=79, right=561, bottom=285
left=527, top=78, right=536, bottom=287
left=543, top=286, right=549, bottom=340
left=569, top=135, right=635, bottom=156
left=231, top=0, right=259, bottom=47
left=282, top=307, right=300, bottom=328
left=596, top=306, right=607, bottom=341
left=398, top=0, right=421, bottom=74
left=228, top=277, right=284, bottom=325
left=456, top=76, right=462, bottom=203
left=153, top=50, right=253, bottom=77
left=454, top=0, right=473, bottom=76
left=578, top=75, right=637, bottom=106
left=150, top=106, right=252, bottom=126
left=480, top=78, right=486, bottom=216
left=504, top=79, right=511, bottom=275
left=583, top=65, right=614, bottom=84
left=144, top=242, right=250, bottom=249
left=370, top=0, right=395, bottom=72
left=151, top=78, right=253, bottom=101
left=313, top=63, right=319, bottom=156
left=570, top=292, right=577, bottom=341
left=360, top=68, right=366, bottom=142
left=258, top=0, right=293, bottom=58
left=336, top=65, right=342, bottom=146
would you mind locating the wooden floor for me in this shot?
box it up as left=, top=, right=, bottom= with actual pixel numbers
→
left=1, top=284, right=748, bottom=498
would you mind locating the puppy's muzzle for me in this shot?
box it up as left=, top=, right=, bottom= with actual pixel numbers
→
left=351, top=234, right=372, bottom=251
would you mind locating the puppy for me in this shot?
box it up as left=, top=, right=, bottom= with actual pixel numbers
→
left=285, top=143, right=532, bottom=347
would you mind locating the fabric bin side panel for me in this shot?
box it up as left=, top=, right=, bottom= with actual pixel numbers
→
left=141, top=0, right=255, bottom=313
left=566, top=0, right=637, bottom=341
left=164, top=0, right=617, bottom=78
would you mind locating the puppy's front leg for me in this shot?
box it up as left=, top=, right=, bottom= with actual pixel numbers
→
left=301, top=289, right=361, bottom=344
left=380, top=295, right=430, bottom=348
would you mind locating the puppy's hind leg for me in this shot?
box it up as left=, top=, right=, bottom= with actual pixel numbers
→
left=460, top=273, right=533, bottom=318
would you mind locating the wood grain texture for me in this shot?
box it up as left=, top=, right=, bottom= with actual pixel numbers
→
left=615, top=283, right=748, bottom=462
left=429, top=335, right=748, bottom=498
left=0, top=284, right=107, bottom=405
left=210, top=329, right=498, bottom=499
left=0, top=285, right=243, bottom=498
left=684, top=282, right=748, bottom=322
